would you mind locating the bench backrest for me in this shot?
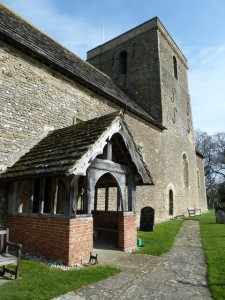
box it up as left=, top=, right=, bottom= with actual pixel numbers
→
left=187, top=207, right=195, bottom=210
left=0, top=229, right=9, bottom=252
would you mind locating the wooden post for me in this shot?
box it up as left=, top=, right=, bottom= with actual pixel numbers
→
left=28, top=180, right=34, bottom=214
left=128, top=175, right=136, bottom=212
left=70, top=176, right=79, bottom=216
left=107, top=142, right=112, bottom=160
left=52, top=177, right=58, bottom=215
left=8, top=181, right=18, bottom=213
left=83, top=177, right=88, bottom=214
left=86, top=171, right=93, bottom=215
left=17, top=181, right=23, bottom=213
left=94, top=184, right=98, bottom=211
left=64, top=177, right=72, bottom=216
left=39, top=178, right=46, bottom=214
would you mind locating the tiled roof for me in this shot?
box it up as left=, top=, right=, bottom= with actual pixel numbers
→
left=0, top=112, right=153, bottom=185
left=0, top=4, right=164, bottom=129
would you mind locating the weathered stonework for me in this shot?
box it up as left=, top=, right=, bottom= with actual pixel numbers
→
left=87, top=18, right=208, bottom=223
left=0, top=13, right=208, bottom=232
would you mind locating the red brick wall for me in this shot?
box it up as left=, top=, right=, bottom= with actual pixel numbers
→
left=6, top=215, right=93, bottom=265
left=93, top=211, right=137, bottom=251
left=118, top=213, right=137, bottom=251
left=68, top=217, right=93, bottom=265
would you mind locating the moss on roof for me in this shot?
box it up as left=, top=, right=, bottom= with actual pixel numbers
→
left=0, top=112, right=153, bottom=185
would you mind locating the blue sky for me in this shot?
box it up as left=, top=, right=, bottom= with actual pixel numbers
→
left=1, top=0, right=225, bottom=134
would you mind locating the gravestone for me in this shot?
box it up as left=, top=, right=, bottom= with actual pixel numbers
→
left=216, top=210, right=225, bottom=224
left=140, top=206, right=155, bottom=231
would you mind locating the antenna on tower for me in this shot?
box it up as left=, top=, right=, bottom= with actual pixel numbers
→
left=102, top=25, right=105, bottom=44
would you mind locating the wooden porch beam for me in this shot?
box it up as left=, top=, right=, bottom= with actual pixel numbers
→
left=90, top=158, right=134, bottom=175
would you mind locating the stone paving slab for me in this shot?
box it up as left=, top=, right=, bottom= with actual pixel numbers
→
left=54, top=220, right=212, bottom=300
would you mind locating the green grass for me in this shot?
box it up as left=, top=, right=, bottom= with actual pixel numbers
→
left=0, top=260, right=120, bottom=300
left=134, top=218, right=184, bottom=255
left=192, top=211, right=225, bottom=300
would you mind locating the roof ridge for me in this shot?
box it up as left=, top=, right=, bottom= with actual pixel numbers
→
left=0, top=4, right=163, bottom=129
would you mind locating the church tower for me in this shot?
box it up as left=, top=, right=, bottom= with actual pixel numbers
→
left=87, top=17, right=201, bottom=216
left=87, top=17, right=192, bottom=133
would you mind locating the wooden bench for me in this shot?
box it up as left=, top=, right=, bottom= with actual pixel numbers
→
left=187, top=207, right=202, bottom=217
left=93, top=227, right=118, bottom=241
left=94, top=227, right=118, bottom=233
left=0, top=229, right=22, bottom=279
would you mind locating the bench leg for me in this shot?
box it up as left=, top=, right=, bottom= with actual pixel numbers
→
left=2, top=263, right=20, bottom=279
left=15, top=261, right=20, bottom=279
left=3, top=265, right=6, bottom=276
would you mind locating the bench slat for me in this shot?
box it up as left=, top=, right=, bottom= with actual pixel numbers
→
left=94, top=227, right=118, bottom=232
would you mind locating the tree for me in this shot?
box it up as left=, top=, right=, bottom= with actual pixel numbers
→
left=195, top=130, right=225, bottom=206
left=217, top=182, right=225, bottom=203
left=213, top=132, right=225, bottom=180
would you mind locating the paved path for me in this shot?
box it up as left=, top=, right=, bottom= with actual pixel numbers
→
left=55, top=220, right=212, bottom=299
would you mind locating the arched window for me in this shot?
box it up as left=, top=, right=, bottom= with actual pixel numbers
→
left=173, top=55, right=178, bottom=79
left=183, top=153, right=189, bottom=187
left=169, top=189, right=174, bottom=215
left=119, top=51, right=127, bottom=75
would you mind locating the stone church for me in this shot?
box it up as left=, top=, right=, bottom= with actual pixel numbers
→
left=0, top=4, right=207, bottom=265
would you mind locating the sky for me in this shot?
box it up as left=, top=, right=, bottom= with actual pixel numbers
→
left=1, top=0, right=225, bottom=135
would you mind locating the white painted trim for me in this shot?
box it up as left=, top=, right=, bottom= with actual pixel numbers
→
left=67, top=119, right=122, bottom=176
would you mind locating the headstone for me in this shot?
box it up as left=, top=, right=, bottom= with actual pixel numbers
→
left=216, top=210, right=225, bottom=224
left=140, top=206, right=155, bottom=231
left=215, top=202, right=225, bottom=213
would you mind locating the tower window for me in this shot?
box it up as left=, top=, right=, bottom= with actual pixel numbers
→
left=183, top=153, right=189, bottom=188
left=173, top=56, right=178, bottom=80
left=119, top=51, right=127, bottom=74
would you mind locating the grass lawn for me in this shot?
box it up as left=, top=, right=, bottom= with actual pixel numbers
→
left=0, top=261, right=120, bottom=300
left=189, top=210, right=225, bottom=300
left=1, top=212, right=224, bottom=299
left=134, top=218, right=184, bottom=255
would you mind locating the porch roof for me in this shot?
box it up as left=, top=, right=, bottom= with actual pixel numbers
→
left=0, top=112, right=153, bottom=185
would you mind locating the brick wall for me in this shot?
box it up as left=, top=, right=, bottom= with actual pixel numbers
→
left=92, top=211, right=137, bottom=251
left=118, top=212, right=137, bottom=251
left=6, top=215, right=93, bottom=265
left=68, top=217, right=93, bottom=265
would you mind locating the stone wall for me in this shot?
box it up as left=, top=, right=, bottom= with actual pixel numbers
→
left=0, top=39, right=165, bottom=224
left=87, top=25, right=162, bottom=123
left=196, top=154, right=208, bottom=211
left=0, top=18, right=207, bottom=228
left=87, top=19, right=207, bottom=220
left=0, top=40, right=116, bottom=170
left=158, top=29, right=202, bottom=215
